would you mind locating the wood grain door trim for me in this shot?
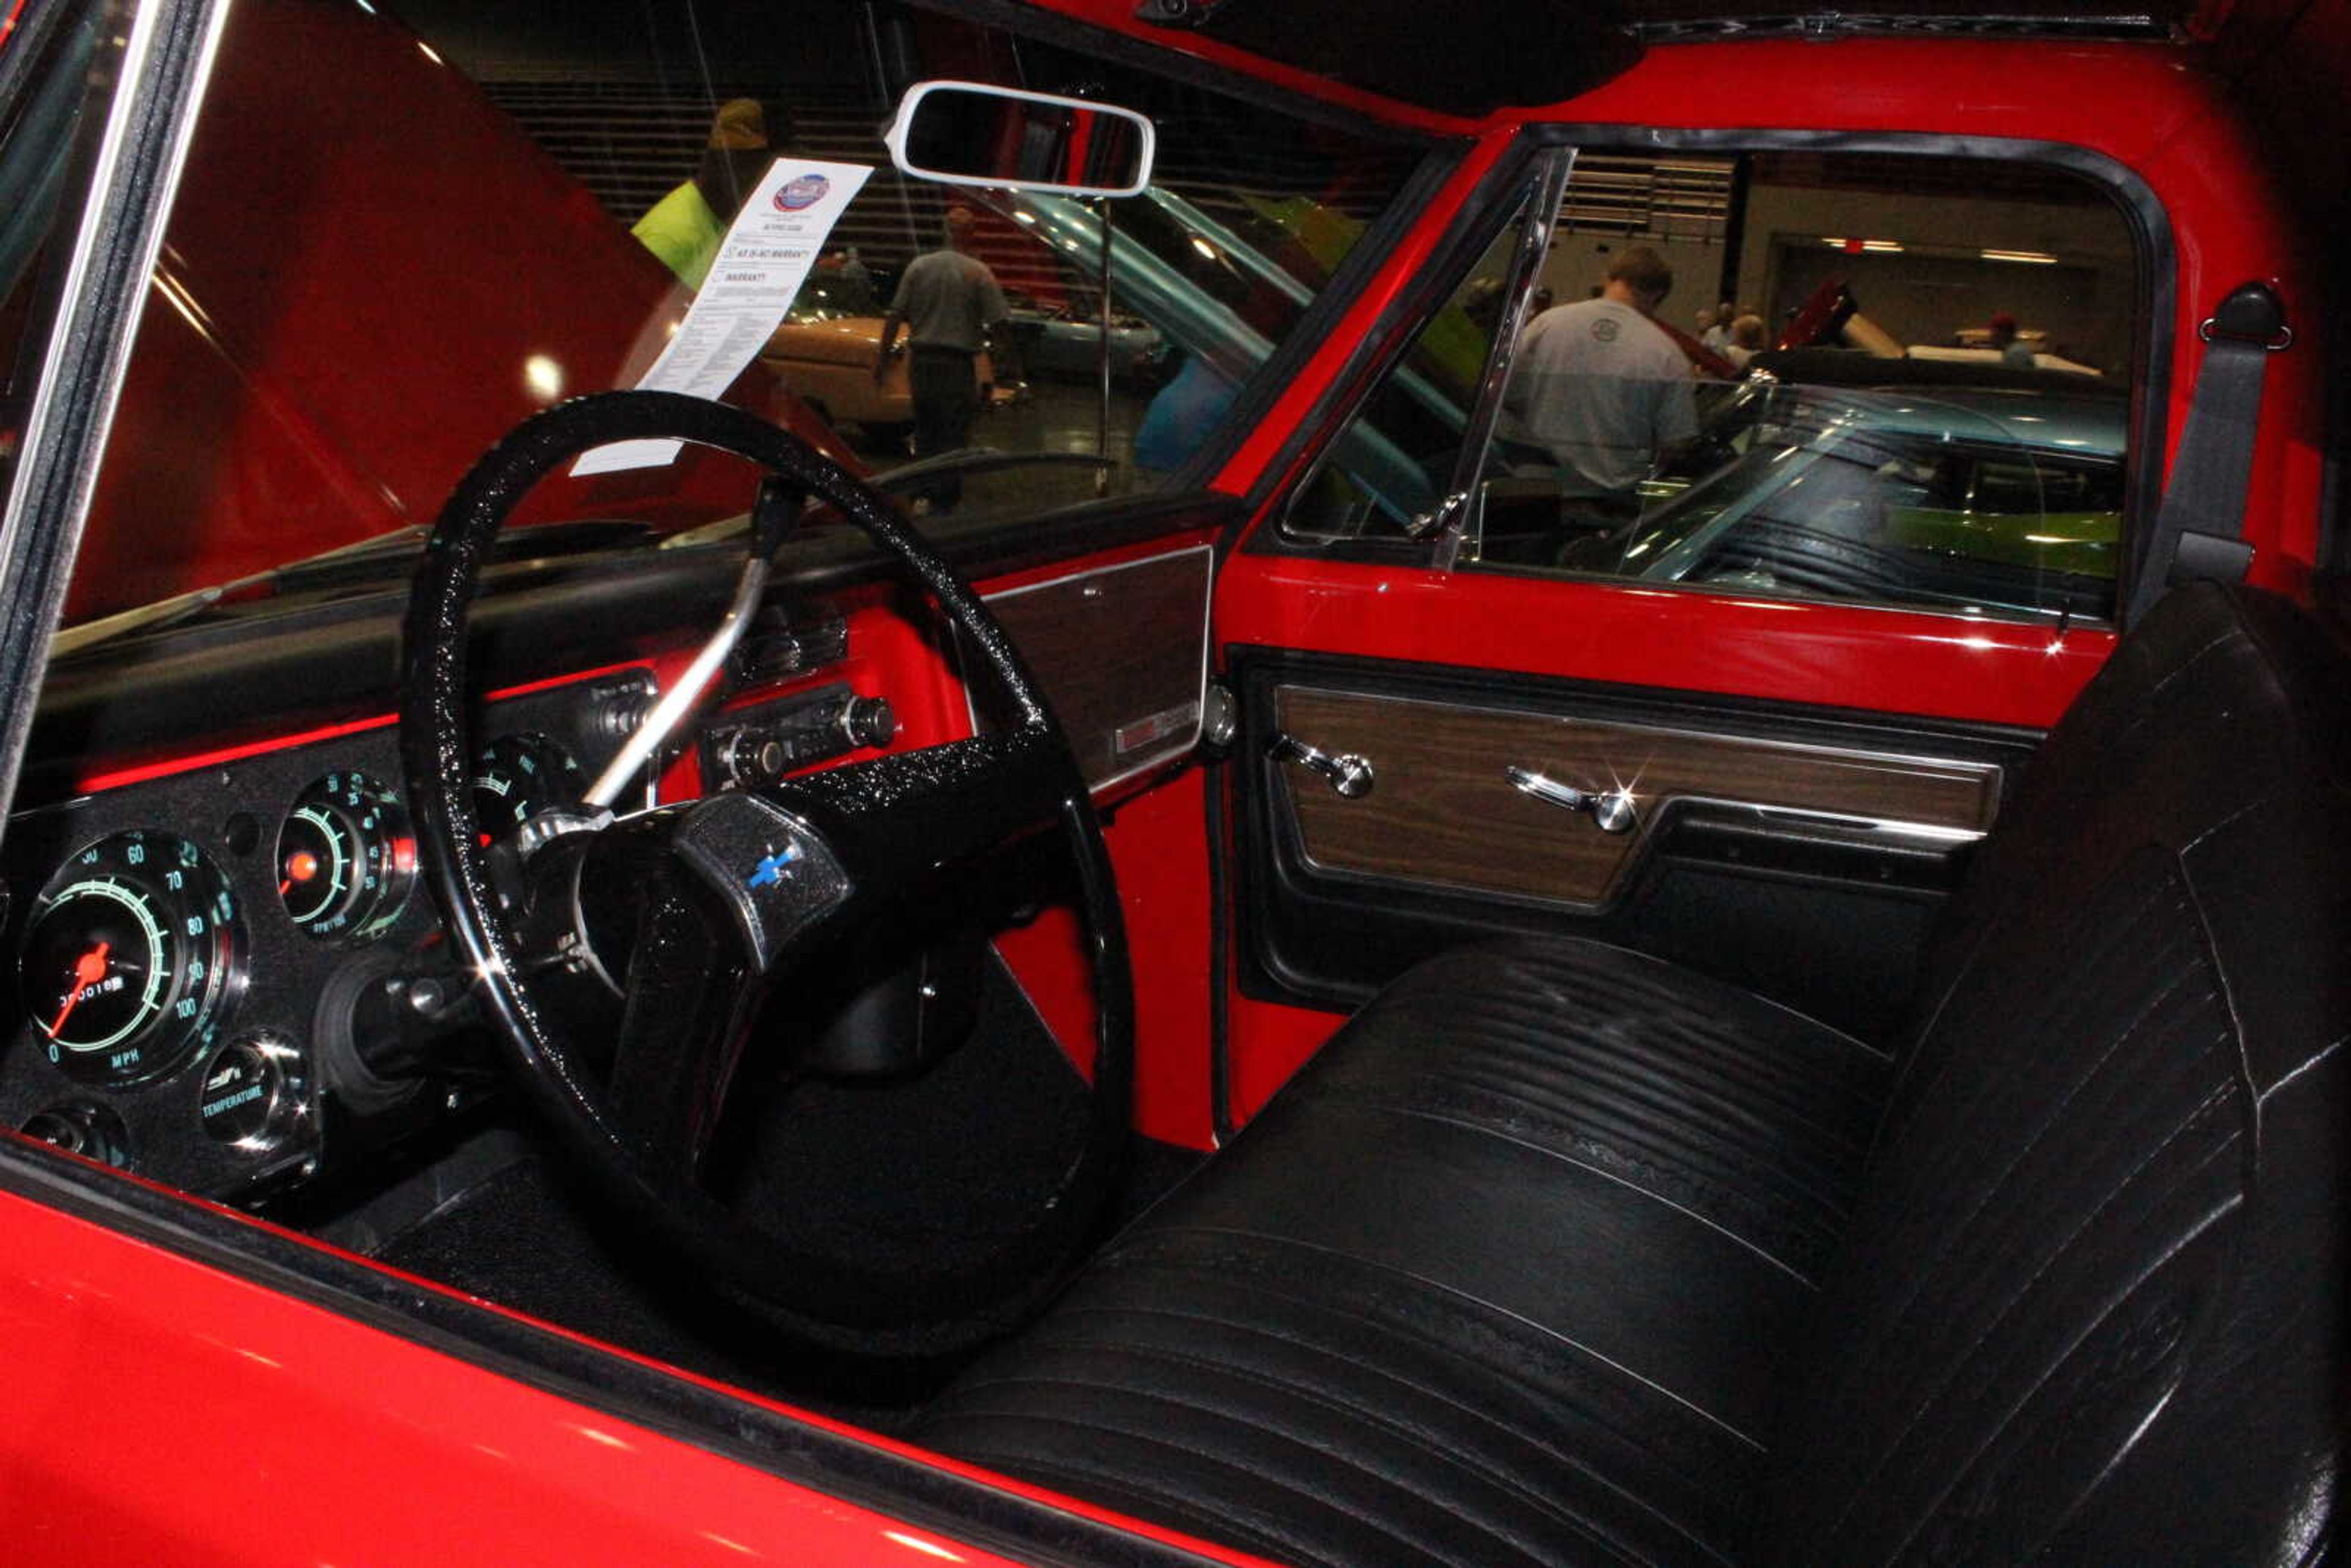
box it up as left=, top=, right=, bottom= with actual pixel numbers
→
left=1272, top=685, right=2003, bottom=910
left=979, top=546, right=1213, bottom=790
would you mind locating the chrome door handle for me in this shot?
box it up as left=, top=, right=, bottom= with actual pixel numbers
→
left=1270, top=733, right=1374, bottom=799
left=1505, top=765, right=1638, bottom=833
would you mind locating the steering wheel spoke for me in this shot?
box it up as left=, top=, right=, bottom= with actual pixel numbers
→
left=763, top=727, right=1067, bottom=891
left=604, top=861, right=765, bottom=1185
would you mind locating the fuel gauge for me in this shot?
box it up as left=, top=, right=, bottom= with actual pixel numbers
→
left=471, top=735, right=586, bottom=841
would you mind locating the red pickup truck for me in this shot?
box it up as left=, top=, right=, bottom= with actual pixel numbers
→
left=0, top=1, right=2342, bottom=1563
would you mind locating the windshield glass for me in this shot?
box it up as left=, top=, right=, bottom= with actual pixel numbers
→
left=63, top=0, right=1428, bottom=625
left=0, top=0, right=109, bottom=512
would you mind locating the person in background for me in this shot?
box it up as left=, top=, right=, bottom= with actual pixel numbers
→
left=1498, top=246, right=1698, bottom=523
left=1701, top=301, right=1735, bottom=354
left=1725, top=312, right=1768, bottom=369
left=631, top=97, right=797, bottom=290
left=836, top=246, right=876, bottom=312
left=1694, top=304, right=1720, bottom=347
left=876, top=204, right=1021, bottom=512
left=1989, top=310, right=2037, bottom=369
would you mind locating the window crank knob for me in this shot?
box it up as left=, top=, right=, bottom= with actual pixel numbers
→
left=1270, top=733, right=1375, bottom=798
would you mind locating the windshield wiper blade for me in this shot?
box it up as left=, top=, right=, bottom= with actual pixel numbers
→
left=50, top=524, right=433, bottom=657
left=52, top=517, right=661, bottom=658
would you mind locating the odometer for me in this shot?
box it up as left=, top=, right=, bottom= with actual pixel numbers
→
left=20, top=832, right=242, bottom=1087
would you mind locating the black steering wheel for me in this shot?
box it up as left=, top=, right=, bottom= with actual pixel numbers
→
left=398, top=391, right=1132, bottom=1356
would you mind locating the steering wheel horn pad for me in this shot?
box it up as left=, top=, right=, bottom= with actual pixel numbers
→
left=666, top=792, right=850, bottom=972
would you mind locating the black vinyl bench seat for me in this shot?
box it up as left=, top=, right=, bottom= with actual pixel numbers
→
left=920, top=582, right=2351, bottom=1567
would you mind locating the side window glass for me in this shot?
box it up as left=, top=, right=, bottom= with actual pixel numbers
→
left=1284, top=197, right=1535, bottom=539
left=1289, top=148, right=2143, bottom=625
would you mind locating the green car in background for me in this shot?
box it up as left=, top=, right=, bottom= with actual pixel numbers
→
left=1556, top=354, right=2129, bottom=623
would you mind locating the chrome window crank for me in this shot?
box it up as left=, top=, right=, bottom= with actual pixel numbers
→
left=1269, top=733, right=1375, bottom=799
left=1505, top=765, right=1638, bottom=833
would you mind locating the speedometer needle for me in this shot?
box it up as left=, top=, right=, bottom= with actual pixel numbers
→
left=46, top=940, right=111, bottom=1040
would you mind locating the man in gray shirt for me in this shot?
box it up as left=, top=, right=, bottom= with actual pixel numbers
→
left=1499, top=246, right=1698, bottom=522
left=877, top=205, right=1019, bottom=512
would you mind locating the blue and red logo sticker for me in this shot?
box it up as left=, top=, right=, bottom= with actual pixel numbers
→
left=774, top=173, right=831, bottom=212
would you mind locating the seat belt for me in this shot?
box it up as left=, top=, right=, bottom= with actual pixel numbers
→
left=2126, top=280, right=2290, bottom=623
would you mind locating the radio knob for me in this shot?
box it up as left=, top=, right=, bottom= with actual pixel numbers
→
left=840, top=696, right=896, bottom=750
left=716, top=729, right=773, bottom=788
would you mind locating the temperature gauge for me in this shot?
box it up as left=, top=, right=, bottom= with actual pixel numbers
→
left=277, top=772, right=416, bottom=942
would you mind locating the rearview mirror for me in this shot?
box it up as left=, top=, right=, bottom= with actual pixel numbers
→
left=883, top=81, right=1155, bottom=199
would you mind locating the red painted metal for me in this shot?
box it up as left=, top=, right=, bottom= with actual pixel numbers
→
left=0, top=1179, right=1288, bottom=1567
left=994, top=764, right=1220, bottom=1149
left=1218, top=554, right=2114, bottom=727
left=19, top=0, right=2351, bottom=1558
left=0, top=1188, right=1006, bottom=1566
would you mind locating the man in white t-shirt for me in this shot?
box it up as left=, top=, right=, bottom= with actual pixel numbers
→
left=1499, top=247, right=1697, bottom=518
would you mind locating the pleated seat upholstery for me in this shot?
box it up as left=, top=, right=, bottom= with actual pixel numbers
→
left=919, top=583, right=2351, bottom=1566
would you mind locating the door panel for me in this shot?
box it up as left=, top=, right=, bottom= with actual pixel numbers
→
left=1272, top=684, right=2000, bottom=909
left=1231, top=644, right=2043, bottom=1054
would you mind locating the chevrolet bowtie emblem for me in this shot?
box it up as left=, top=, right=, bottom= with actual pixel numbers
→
left=745, top=843, right=803, bottom=888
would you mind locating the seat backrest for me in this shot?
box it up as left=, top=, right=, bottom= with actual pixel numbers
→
left=1761, top=583, right=2350, bottom=1564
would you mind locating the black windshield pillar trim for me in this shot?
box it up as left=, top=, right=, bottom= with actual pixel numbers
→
left=0, top=0, right=228, bottom=838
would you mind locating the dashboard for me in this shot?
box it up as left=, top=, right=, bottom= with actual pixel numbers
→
left=0, top=591, right=907, bottom=1204
left=0, top=514, right=1220, bottom=1210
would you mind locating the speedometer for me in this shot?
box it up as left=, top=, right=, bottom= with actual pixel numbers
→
left=20, top=832, right=242, bottom=1087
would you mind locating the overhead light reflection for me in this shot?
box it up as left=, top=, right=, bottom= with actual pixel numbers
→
left=882, top=1531, right=967, bottom=1562
left=523, top=354, right=564, bottom=402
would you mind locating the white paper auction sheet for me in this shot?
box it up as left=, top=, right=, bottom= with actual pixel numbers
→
left=574, top=157, right=873, bottom=475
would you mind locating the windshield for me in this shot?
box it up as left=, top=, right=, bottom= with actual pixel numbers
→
left=0, top=1, right=107, bottom=511
left=62, top=0, right=1429, bottom=626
